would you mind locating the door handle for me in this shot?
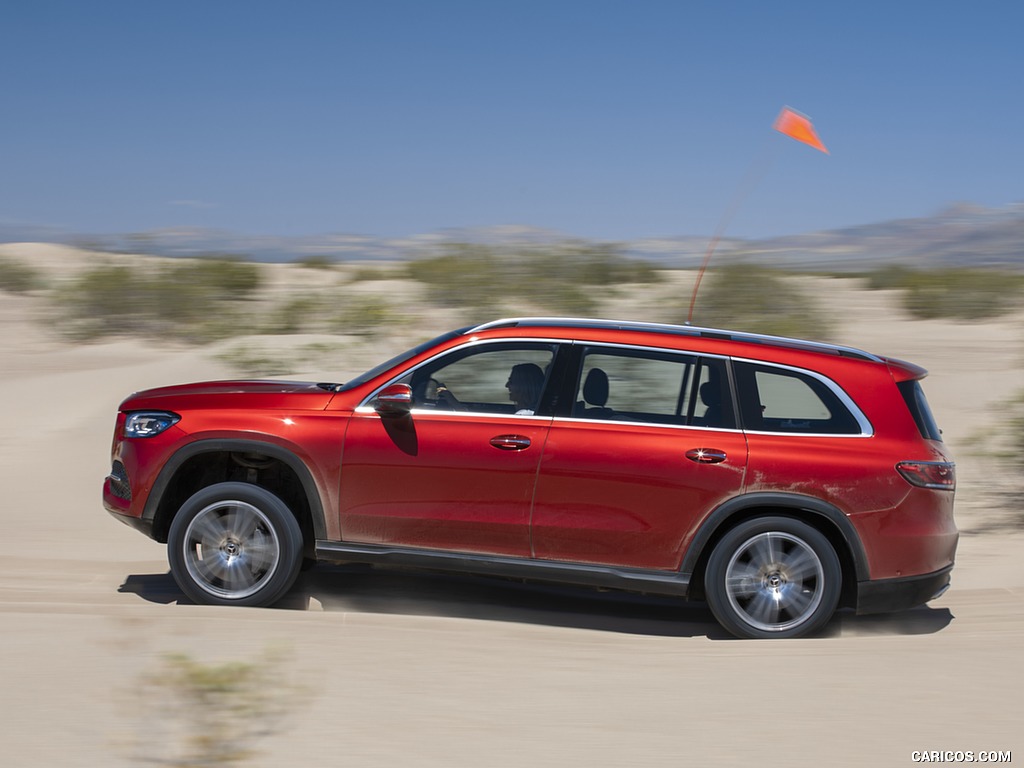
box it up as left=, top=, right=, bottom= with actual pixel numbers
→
left=490, top=435, right=532, bottom=451
left=685, top=448, right=727, bottom=464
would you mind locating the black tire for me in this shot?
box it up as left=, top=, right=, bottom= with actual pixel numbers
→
left=168, top=482, right=303, bottom=607
left=705, top=516, right=841, bottom=639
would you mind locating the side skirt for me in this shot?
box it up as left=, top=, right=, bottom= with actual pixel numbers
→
left=314, top=541, right=692, bottom=598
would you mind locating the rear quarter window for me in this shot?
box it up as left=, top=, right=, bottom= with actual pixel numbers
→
left=734, top=361, right=863, bottom=435
left=897, top=379, right=943, bottom=441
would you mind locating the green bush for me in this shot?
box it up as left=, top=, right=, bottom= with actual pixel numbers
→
left=265, top=295, right=325, bottom=334
left=189, top=256, right=263, bottom=298
left=54, top=258, right=263, bottom=342
left=215, top=346, right=297, bottom=376
left=0, top=257, right=44, bottom=293
left=863, top=264, right=914, bottom=291
left=688, top=263, right=833, bottom=340
left=865, top=266, right=1024, bottom=320
left=407, top=242, right=658, bottom=315
left=332, top=295, right=402, bottom=335
left=296, top=254, right=337, bottom=270
left=350, top=266, right=394, bottom=281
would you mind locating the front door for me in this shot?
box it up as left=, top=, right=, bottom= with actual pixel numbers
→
left=338, top=341, right=558, bottom=557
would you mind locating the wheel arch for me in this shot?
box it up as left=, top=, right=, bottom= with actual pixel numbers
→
left=682, top=493, right=869, bottom=609
left=143, top=439, right=328, bottom=550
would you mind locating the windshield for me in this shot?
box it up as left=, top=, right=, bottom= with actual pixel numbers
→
left=335, top=326, right=472, bottom=392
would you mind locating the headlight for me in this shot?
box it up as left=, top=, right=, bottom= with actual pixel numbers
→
left=124, top=411, right=180, bottom=438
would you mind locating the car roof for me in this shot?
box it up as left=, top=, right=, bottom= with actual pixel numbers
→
left=467, top=317, right=885, bottom=363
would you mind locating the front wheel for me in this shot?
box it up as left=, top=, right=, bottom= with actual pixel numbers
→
left=705, top=516, right=841, bottom=639
left=168, top=482, right=303, bottom=607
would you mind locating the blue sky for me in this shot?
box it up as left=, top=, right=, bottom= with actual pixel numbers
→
left=3, top=1, right=1022, bottom=241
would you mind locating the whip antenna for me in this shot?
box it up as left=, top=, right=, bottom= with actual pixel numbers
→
left=686, top=106, right=829, bottom=325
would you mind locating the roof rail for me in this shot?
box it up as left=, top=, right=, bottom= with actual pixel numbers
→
left=468, top=317, right=882, bottom=362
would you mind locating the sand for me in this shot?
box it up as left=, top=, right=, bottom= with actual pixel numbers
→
left=0, top=246, right=1021, bottom=766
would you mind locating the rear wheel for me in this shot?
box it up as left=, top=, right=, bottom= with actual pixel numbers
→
left=168, top=482, right=303, bottom=607
left=705, top=516, right=841, bottom=639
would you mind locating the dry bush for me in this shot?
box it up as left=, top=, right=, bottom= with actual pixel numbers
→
left=407, top=242, right=658, bottom=316
left=0, top=256, right=44, bottom=293
left=53, top=258, right=262, bottom=342
left=126, top=649, right=310, bottom=767
left=688, top=263, right=834, bottom=340
left=865, top=266, right=1024, bottom=320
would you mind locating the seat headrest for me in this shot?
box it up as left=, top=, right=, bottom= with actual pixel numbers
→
left=700, top=381, right=720, bottom=408
left=583, top=368, right=609, bottom=406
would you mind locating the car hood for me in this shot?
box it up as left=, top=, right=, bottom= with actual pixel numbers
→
left=119, top=380, right=339, bottom=411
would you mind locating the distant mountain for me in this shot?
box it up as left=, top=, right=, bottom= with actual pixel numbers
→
left=3, top=203, right=1023, bottom=270
left=718, top=203, right=1024, bottom=271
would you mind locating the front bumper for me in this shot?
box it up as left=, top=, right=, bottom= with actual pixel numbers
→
left=106, top=506, right=157, bottom=539
left=855, top=564, right=953, bottom=614
left=103, top=465, right=158, bottom=540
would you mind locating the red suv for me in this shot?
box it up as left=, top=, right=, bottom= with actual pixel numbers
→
left=104, top=318, right=957, bottom=638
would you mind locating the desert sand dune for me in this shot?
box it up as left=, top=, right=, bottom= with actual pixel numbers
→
left=1, top=252, right=1020, bottom=766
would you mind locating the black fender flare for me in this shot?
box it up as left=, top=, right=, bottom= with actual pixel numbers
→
left=142, top=438, right=328, bottom=540
left=680, top=492, right=870, bottom=582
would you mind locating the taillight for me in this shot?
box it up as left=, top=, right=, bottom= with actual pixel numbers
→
left=896, top=461, right=956, bottom=490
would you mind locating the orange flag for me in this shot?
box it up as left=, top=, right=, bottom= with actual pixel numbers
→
left=773, top=106, right=829, bottom=154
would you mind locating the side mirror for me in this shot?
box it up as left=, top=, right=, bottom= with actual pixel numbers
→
left=374, top=383, right=413, bottom=416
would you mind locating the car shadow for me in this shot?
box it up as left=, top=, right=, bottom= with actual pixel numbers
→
left=118, top=565, right=954, bottom=639
left=119, top=565, right=724, bottom=637
left=824, top=604, right=954, bottom=637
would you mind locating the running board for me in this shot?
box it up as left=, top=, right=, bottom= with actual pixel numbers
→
left=314, top=541, right=692, bottom=597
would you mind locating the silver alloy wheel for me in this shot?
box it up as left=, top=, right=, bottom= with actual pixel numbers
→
left=724, top=531, right=826, bottom=633
left=181, top=500, right=281, bottom=600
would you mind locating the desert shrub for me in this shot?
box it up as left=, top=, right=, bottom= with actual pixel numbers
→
left=407, top=242, right=657, bottom=315
left=188, top=256, right=262, bottom=298
left=217, top=340, right=352, bottom=376
left=55, top=264, right=144, bottom=337
left=865, top=266, right=1024, bottom=320
left=215, top=346, right=297, bottom=376
left=0, top=257, right=44, bottom=293
left=688, top=263, right=833, bottom=339
left=863, top=265, right=914, bottom=291
left=296, top=254, right=337, bottom=270
left=126, top=649, right=309, bottom=767
left=1010, top=394, right=1024, bottom=460
left=265, top=295, right=326, bottom=334
left=54, top=258, right=263, bottom=342
left=333, top=295, right=403, bottom=335
left=350, top=266, right=394, bottom=281
left=962, top=389, right=1024, bottom=531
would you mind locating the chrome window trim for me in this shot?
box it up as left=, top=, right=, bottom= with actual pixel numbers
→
left=356, top=334, right=873, bottom=438
left=353, top=405, right=554, bottom=422
left=353, top=405, right=743, bottom=432
left=741, top=428, right=873, bottom=439
left=470, top=317, right=882, bottom=362
left=570, top=338, right=729, bottom=362
left=550, top=415, right=743, bottom=433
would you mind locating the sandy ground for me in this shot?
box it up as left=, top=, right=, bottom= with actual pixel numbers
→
left=1, top=253, right=1022, bottom=766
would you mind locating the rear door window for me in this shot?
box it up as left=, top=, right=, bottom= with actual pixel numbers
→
left=572, top=347, right=734, bottom=428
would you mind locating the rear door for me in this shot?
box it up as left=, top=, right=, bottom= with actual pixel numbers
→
left=531, top=345, right=748, bottom=570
